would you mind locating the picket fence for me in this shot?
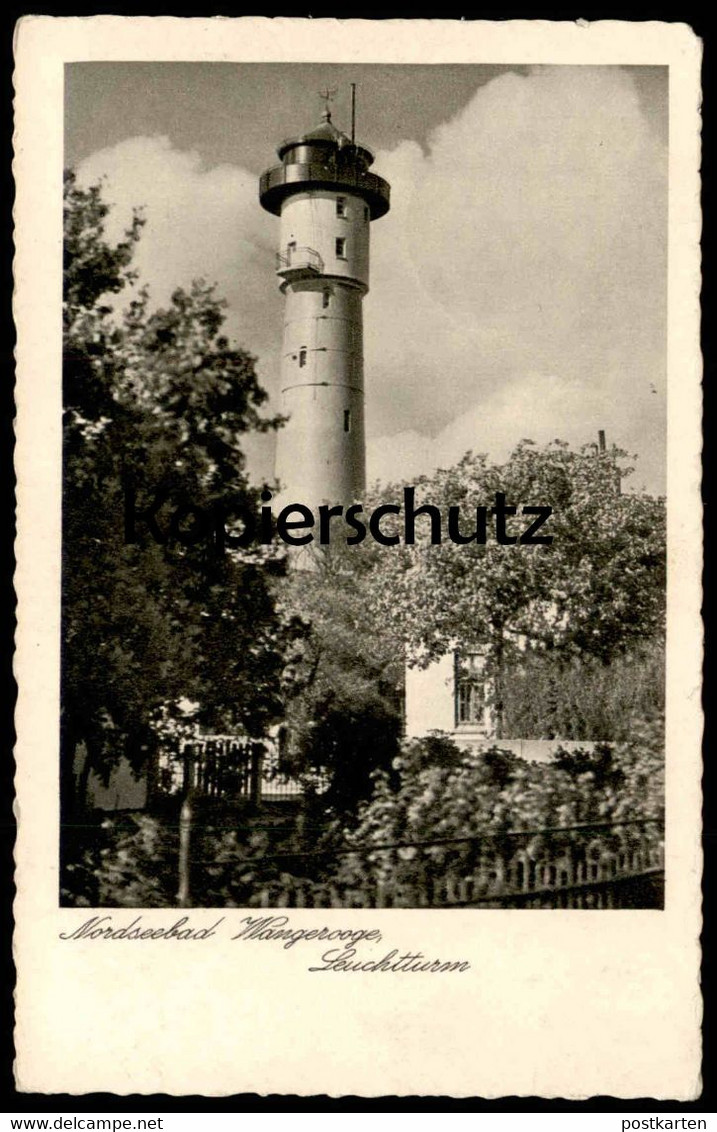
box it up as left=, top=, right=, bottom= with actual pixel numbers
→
left=248, top=818, right=664, bottom=910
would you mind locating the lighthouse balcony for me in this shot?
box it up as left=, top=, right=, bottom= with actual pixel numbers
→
left=276, top=245, right=324, bottom=278
left=260, top=162, right=390, bottom=220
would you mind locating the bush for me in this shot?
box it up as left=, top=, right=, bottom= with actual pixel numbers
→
left=61, top=811, right=178, bottom=907
left=61, top=795, right=333, bottom=908
left=61, top=721, right=664, bottom=908
left=501, top=640, right=664, bottom=741
left=326, top=722, right=664, bottom=894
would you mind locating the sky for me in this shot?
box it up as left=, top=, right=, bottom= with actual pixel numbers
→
left=66, top=63, right=668, bottom=495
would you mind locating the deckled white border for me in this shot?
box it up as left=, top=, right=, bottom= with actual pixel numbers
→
left=13, top=17, right=703, bottom=1098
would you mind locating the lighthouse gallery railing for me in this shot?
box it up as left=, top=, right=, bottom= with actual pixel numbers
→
left=276, top=245, right=324, bottom=273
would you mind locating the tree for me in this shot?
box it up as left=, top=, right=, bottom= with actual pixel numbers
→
left=278, top=544, right=404, bottom=813
left=362, top=440, right=666, bottom=734
left=268, top=439, right=665, bottom=799
left=61, top=171, right=297, bottom=821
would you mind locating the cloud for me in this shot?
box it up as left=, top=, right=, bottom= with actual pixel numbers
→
left=77, top=66, right=667, bottom=494
left=77, top=134, right=285, bottom=484
left=365, top=66, right=666, bottom=492
left=76, top=134, right=282, bottom=377
left=368, top=368, right=665, bottom=495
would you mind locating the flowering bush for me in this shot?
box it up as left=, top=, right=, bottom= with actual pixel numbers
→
left=346, top=725, right=662, bottom=844
left=325, top=721, right=664, bottom=895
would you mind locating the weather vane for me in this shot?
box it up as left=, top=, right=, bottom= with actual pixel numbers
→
left=318, top=86, right=338, bottom=119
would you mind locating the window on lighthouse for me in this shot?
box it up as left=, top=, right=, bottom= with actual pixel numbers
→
left=343, top=409, right=351, bottom=433
left=336, top=196, right=346, bottom=217
left=299, top=347, right=307, bottom=367
left=335, top=237, right=347, bottom=260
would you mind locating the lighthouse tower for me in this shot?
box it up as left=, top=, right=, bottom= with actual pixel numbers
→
left=259, top=92, right=390, bottom=513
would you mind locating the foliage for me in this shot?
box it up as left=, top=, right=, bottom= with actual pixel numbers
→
left=60, top=811, right=178, bottom=907
left=61, top=797, right=324, bottom=908
left=267, top=438, right=665, bottom=795
left=344, top=727, right=662, bottom=845
left=327, top=721, right=664, bottom=894
left=363, top=441, right=665, bottom=670
left=276, top=544, right=404, bottom=813
left=62, top=170, right=298, bottom=816
left=501, top=637, right=664, bottom=740
left=62, top=714, right=664, bottom=908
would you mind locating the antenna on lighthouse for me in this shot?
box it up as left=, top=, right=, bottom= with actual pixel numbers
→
left=350, top=82, right=356, bottom=144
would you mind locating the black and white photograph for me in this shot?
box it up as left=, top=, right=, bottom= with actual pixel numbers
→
left=59, top=58, right=669, bottom=912
left=13, top=17, right=702, bottom=1099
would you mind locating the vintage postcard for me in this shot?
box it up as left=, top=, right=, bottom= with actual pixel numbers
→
left=13, top=17, right=703, bottom=1098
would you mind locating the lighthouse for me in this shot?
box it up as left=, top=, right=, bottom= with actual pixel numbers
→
left=259, top=91, right=390, bottom=513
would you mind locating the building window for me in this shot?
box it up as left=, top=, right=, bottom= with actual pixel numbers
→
left=364, top=205, right=369, bottom=222
left=457, top=680, right=484, bottom=725
left=299, top=347, right=307, bottom=367
left=322, top=289, right=331, bottom=309
left=336, top=196, right=346, bottom=217
left=343, top=409, right=351, bottom=433
left=455, top=652, right=485, bottom=726
left=335, top=237, right=347, bottom=260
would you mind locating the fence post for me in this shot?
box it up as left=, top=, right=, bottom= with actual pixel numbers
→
left=178, top=794, right=192, bottom=908
left=250, top=743, right=263, bottom=805
left=182, top=742, right=193, bottom=793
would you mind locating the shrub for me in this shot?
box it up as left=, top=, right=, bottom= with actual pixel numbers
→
left=501, top=640, right=664, bottom=741
left=327, top=722, right=664, bottom=894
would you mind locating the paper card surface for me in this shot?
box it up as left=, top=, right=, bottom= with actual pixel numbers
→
left=13, top=17, right=702, bottom=1098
